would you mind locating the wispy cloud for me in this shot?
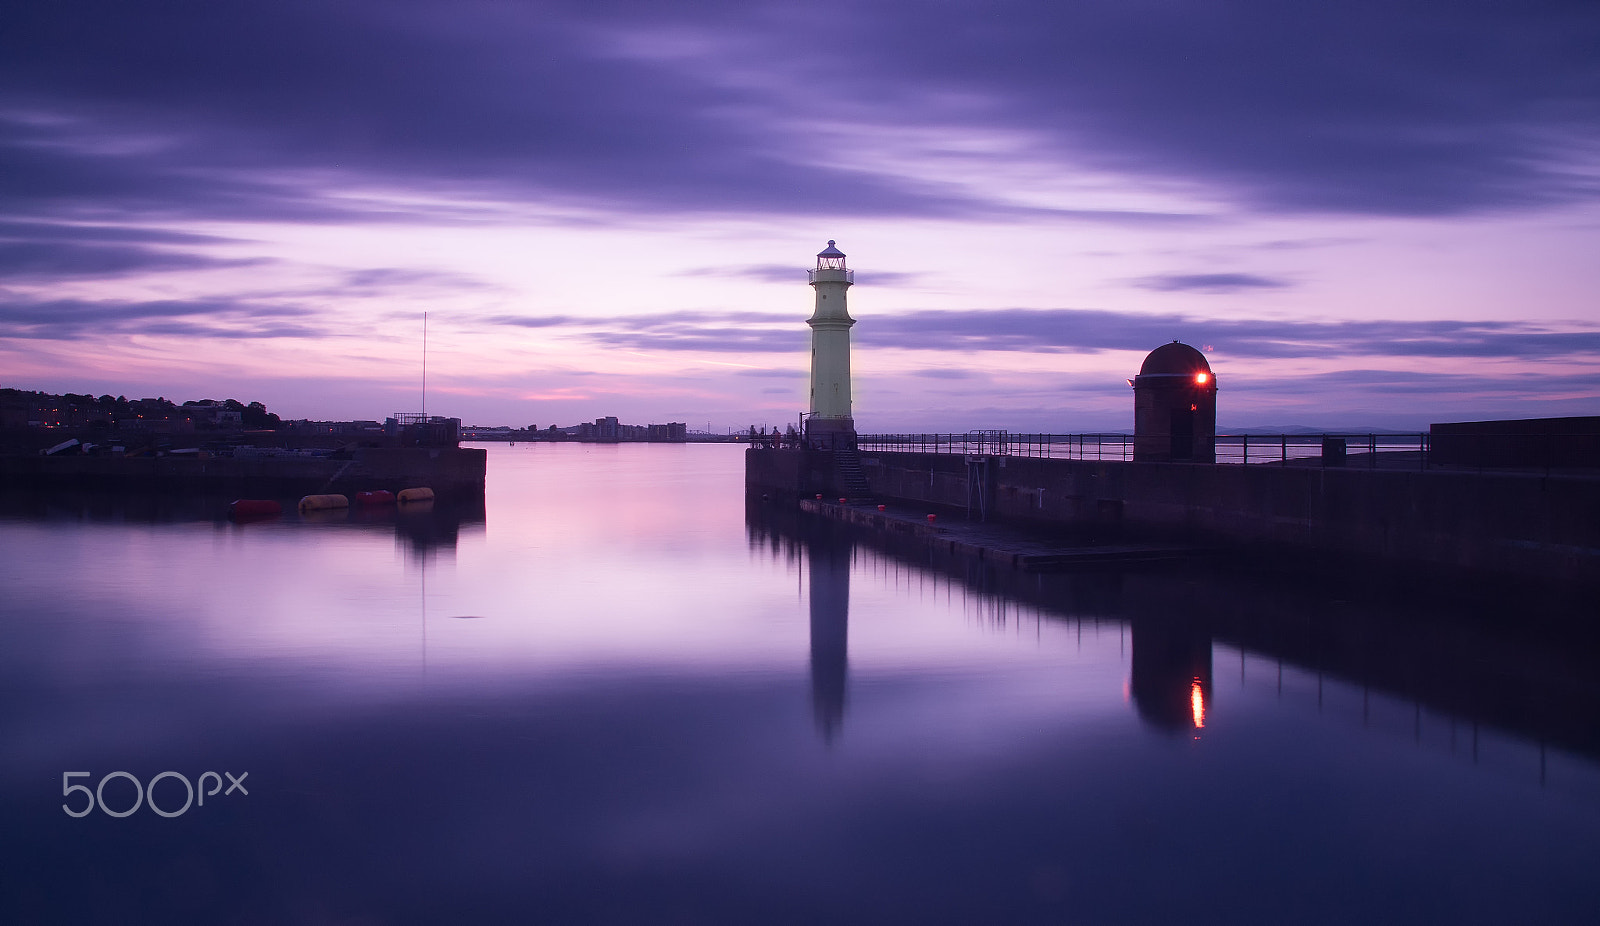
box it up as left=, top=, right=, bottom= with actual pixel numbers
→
left=864, top=309, right=1600, bottom=360
left=480, top=306, right=1600, bottom=362
left=480, top=314, right=580, bottom=329
left=1221, top=368, right=1600, bottom=401
left=340, top=268, right=491, bottom=291
left=0, top=241, right=266, bottom=279
left=0, top=296, right=325, bottom=340
left=680, top=264, right=807, bottom=284
left=681, top=264, right=923, bottom=286
left=1131, top=273, right=1290, bottom=294
left=735, top=368, right=807, bottom=378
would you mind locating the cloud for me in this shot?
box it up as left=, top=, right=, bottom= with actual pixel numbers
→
left=3, top=1, right=1594, bottom=224
left=336, top=268, right=494, bottom=295
left=0, top=220, right=262, bottom=280
left=683, top=264, right=924, bottom=286
left=482, top=305, right=1600, bottom=362
left=0, top=241, right=264, bottom=279
left=1227, top=368, right=1600, bottom=398
left=481, top=314, right=580, bottom=329
left=481, top=310, right=803, bottom=352
left=0, top=296, right=324, bottom=340
left=735, top=369, right=807, bottom=378
left=861, top=309, right=1600, bottom=361
left=681, top=264, right=808, bottom=284
left=0, top=220, right=241, bottom=246
left=911, top=368, right=977, bottom=379
left=586, top=329, right=804, bottom=353
left=1131, top=273, right=1290, bottom=294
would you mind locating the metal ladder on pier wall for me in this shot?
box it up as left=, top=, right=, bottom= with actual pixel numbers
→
left=318, top=458, right=370, bottom=494
left=832, top=447, right=872, bottom=498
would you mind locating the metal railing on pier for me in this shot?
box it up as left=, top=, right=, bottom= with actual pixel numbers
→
left=855, top=431, right=1434, bottom=467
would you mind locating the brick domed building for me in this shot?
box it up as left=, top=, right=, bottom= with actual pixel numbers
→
left=1132, top=342, right=1217, bottom=463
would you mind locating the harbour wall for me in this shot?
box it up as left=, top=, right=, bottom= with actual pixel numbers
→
left=744, top=446, right=842, bottom=500
left=1, top=446, right=487, bottom=498
left=746, top=447, right=1600, bottom=583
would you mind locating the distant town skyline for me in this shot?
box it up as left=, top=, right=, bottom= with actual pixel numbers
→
left=3, top=1, right=1597, bottom=431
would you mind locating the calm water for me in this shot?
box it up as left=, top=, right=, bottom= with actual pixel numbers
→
left=2, top=443, right=1598, bottom=924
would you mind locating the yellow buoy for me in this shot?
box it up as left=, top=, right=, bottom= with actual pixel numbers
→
left=298, top=494, right=349, bottom=511
left=397, top=487, right=435, bottom=504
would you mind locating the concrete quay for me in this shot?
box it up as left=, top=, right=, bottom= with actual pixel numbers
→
left=1, top=445, right=487, bottom=498
left=749, top=447, right=1600, bottom=585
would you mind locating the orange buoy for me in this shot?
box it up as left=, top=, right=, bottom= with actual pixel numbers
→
left=397, top=487, right=435, bottom=504
left=298, top=494, right=349, bottom=511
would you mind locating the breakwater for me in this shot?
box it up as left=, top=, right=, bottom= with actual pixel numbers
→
left=1, top=446, right=487, bottom=498
left=746, top=447, right=1600, bottom=584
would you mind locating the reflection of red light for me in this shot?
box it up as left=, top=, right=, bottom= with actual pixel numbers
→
left=1190, top=404, right=1197, bottom=411
left=1190, top=677, right=1206, bottom=728
left=1195, top=372, right=1209, bottom=385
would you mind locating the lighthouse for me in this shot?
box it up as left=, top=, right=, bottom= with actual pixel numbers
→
left=805, top=240, right=855, bottom=448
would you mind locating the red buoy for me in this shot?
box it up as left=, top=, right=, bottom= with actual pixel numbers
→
left=926, top=514, right=937, bottom=522
left=229, top=499, right=282, bottom=521
left=355, top=489, right=396, bottom=506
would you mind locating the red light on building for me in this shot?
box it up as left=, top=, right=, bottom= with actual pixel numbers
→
left=1194, top=372, right=1209, bottom=385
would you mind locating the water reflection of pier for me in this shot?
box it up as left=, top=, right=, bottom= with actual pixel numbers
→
left=746, top=498, right=1600, bottom=777
left=0, top=487, right=485, bottom=562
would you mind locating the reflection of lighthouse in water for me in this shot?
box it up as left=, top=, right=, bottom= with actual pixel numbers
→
left=807, top=535, right=852, bottom=742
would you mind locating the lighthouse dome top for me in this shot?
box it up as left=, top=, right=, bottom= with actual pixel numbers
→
left=815, top=240, right=848, bottom=271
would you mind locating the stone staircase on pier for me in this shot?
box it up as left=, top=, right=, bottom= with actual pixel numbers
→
left=833, top=447, right=872, bottom=499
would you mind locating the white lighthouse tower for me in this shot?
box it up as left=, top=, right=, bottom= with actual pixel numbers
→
left=805, top=240, right=855, bottom=448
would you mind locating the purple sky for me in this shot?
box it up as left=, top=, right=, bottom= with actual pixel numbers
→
left=3, top=0, right=1598, bottom=431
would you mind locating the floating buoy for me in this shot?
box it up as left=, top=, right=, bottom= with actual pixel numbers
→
left=298, top=494, right=349, bottom=511
left=229, top=499, right=282, bottom=521
left=878, top=505, right=886, bottom=511
left=354, top=489, right=396, bottom=506
left=815, top=494, right=823, bottom=500
left=926, top=514, right=937, bottom=522
left=397, top=487, right=435, bottom=504
left=839, top=497, right=847, bottom=504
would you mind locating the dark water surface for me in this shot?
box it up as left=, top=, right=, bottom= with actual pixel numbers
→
left=3, top=443, right=1598, bottom=924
